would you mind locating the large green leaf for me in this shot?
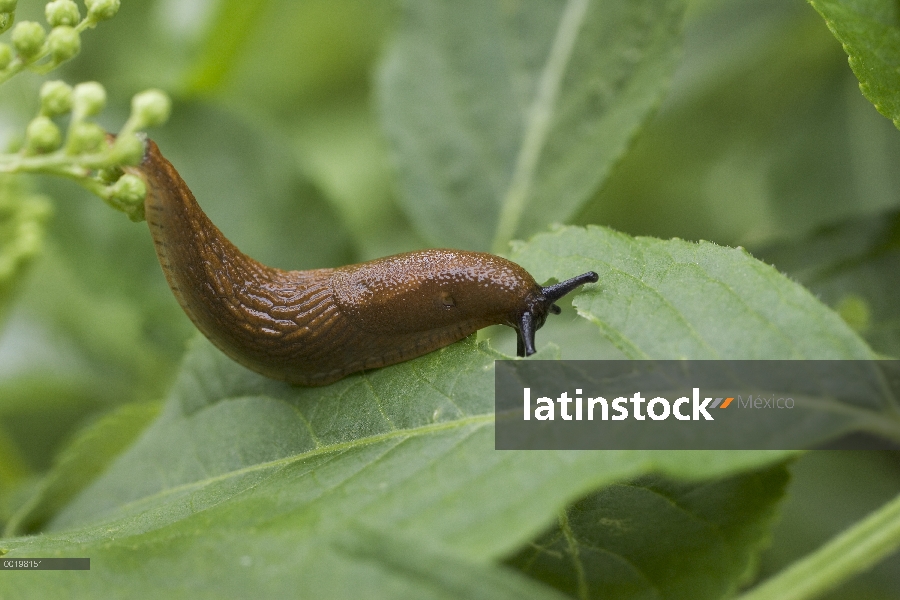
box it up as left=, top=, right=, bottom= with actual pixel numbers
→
left=377, top=0, right=685, bottom=251
left=809, top=0, right=900, bottom=130
left=0, top=332, right=791, bottom=598
left=511, top=225, right=876, bottom=359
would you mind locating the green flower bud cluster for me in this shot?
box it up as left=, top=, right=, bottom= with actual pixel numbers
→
left=0, top=0, right=121, bottom=85
left=10, top=80, right=171, bottom=221
left=29, top=80, right=113, bottom=156
left=39, top=79, right=71, bottom=116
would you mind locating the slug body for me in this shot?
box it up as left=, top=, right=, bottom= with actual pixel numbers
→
left=138, top=140, right=597, bottom=386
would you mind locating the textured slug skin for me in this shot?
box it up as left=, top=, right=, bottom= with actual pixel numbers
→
left=138, top=139, right=545, bottom=386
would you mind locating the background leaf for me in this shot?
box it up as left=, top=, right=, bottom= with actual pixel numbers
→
left=578, top=0, right=900, bottom=247
left=0, top=175, right=50, bottom=324
left=377, top=0, right=686, bottom=251
left=756, top=451, right=900, bottom=599
left=754, top=208, right=900, bottom=357
left=507, top=466, right=789, bottom=600
left=809, top=0, right=900, bottom=130
left=4, top=401, right=161, bottom=536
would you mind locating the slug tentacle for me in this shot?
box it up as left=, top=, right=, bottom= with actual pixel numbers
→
left=514, top=272, right=600, bottom=357
left=136, top=139, right=598, bottom=386
left=543, top=272, right=601, bottom=304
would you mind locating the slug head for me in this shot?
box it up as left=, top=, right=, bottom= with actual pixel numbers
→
left=515, top=271, right=599, bottom=357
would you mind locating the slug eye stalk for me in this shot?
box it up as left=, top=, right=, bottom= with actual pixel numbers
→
left=516, top=271, right=599, bottom=357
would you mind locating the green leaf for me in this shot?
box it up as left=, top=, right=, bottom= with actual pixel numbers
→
left=577, top=1, right=900, bottom=248
left=0, top=373, right=122, bottom=473
left=809, top=0, right=900, bottom=130
left=286, top=99, right=428, bottom=260
left=181, top=0, right=270, bottom=95
left=511, top=225, right=876, bottom=359
left=4, top=402, right=161, bottom=536
left=507, top=465, right=789, bottom=600
left=377, top=0, right=686, bottom=251
left=220, top=0, right=394, bottom=113
left=0, top=330, right=793, bottom=597
left=0, top=423, right=31, bottom=507
left=753, top=208, right=900, bottom=357
left=757, top=451, right=900, bottom=599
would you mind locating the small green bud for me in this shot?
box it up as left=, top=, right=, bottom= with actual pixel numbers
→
left=837, top=294, right=871, bottom=333
left=108, top=173, right=146, bottom=221
left=11, top=21, right=46, bottom=59
left=48, top=26, right=79, bottom=63
left=45, top=0, right=80, bottom=27
left=0, top=0, right=17, bottom=14
left=25, top=116, right=62, bottom=153
left=0, top=13, right=12, bottom=36
left=109, top=173, right=145, bottom=204
left=84, top=0, right=119, bottom=21
left=67, top=121, right=105, bottom=153
left=40, top=80, right=73, bottom=116
left=130, top=89, right=171, bottom=128
left=112, top=134, right=144, bottom=165
left=72, top=81, right=106, bottom=116
left=0, top=43, right=12, bottom=70
left=97, top=166, right=121, bottom=184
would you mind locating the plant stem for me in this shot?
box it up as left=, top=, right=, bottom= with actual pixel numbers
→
left=735, top=491, right=900, bottom=600
left=0, top=145, right=132, bottom=173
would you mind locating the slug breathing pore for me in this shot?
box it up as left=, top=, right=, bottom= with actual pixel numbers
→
left=134, top=139, right=598, bottom=386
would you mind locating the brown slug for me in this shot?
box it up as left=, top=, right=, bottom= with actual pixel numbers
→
left=135, top=139, right=598, bottom=386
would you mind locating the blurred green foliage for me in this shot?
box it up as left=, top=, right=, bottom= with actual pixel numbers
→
left=0, top=0, right=898, bottom=597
